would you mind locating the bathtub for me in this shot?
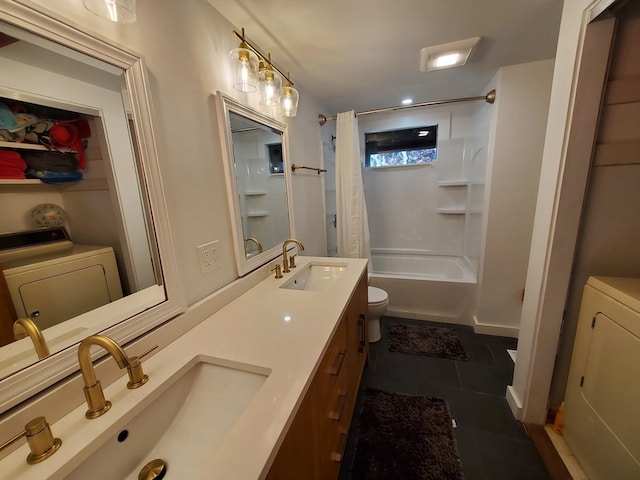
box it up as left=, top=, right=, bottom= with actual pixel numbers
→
left=369, top=250, right=477, bottom=325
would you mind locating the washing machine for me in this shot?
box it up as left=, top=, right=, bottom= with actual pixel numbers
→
left=564, top=276, right=640, bottom=480
left=0, top=228, right=123, bottom=331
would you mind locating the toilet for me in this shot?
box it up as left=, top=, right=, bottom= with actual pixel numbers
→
left=367, top=286, right=388, bottom=343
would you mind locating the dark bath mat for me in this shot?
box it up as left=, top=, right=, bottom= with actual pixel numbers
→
left=349, top=388, right=464, bottom=480
left=388, top=323, right=468, bottom=361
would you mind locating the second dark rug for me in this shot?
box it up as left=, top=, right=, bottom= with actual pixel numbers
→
left=388, top=323, right=468, bottom=361
left=349, top=388, right=464, bottom=480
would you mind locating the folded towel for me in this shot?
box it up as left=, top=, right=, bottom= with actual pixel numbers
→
left=21, top=151, right=79, bottom=172
left=0, top=150, right=26, bottom=178
left=26, top=169, right=83, bottom=184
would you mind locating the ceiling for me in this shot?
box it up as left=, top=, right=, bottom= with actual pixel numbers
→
left=208, top=0, right=564, bottom=115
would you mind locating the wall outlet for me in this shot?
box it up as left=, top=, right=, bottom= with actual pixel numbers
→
left=197, top=240, right=220, bottom=274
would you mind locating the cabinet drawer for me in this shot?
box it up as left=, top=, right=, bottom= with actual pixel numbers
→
left=314, top=318, right=348, bottom=402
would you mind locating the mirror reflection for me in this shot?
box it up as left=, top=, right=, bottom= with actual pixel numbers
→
left=0, top=21, right=165, bottom=380
left=229, top=112, right=290, bottom=259
left=217, top=93, right=294, bottom=276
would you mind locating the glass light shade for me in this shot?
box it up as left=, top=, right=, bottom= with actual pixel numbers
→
left=258, top=68, right=282, bottom=107
left=280, top=84, right=299, bottom=117
left=83, top=0, right=136, bottom=23
left=229, top=47, right=259, bottom=93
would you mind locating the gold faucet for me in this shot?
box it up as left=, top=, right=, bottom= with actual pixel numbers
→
left=13, top=318, right=50, bottom=359
left=282, top=238, right=304, bottom=273
left=78, top=335, right=153, bottom=419
left=244, top=237, right=263, bottom=254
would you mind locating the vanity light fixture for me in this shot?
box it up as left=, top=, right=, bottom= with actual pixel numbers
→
left=230, top=28, right=259, bottom=93
left=230, top=29, right=300, bottom=117
left=281, top=73, right=299, bottom=117
left=420, top=37, right=481, bottom=72
left=258, top=54, right=282, bottom=107
left=83, top=0, right=137, bottom=23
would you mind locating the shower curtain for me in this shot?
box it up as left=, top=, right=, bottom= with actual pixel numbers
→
left=335, top=111, right=371, bottom=265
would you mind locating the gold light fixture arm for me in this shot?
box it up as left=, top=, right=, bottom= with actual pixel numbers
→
left=233, top=29, right=293, bottom=87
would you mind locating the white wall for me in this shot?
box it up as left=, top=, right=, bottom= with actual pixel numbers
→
left=23, top=0, right=328, bottom=306
left=473, top=60, right=555, bottom=337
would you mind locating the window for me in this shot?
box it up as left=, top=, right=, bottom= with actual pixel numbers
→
left=365, top=125, right=438, bottom=168
left=267, top=143, right=283, bottom=174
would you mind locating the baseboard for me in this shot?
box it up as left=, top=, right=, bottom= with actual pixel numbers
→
left=506, top=385, right=523, bottom=419
left=472, top=315, right=519, bottom=337
left=385, top=308, right=471, bottom=326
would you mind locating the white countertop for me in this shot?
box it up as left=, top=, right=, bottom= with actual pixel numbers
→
left=2, top=256, right=368, bottom=479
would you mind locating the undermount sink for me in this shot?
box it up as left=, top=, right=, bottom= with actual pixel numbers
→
left=281, top=263, right=347, bottom=291
left=66, top=356, right=269, bottom=480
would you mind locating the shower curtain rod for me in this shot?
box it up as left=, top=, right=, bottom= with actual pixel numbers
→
left=318, top=89, right=496, bottom=126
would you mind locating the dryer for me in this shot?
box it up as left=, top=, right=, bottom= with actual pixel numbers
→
left=564, top=276, right=640, bottom=480
left=0, top=229, right=123, bottom=331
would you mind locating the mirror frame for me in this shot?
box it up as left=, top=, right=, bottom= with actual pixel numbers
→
left=215, top=92, right=295, bottom=276
left=0, top=2, right=185, bottom=412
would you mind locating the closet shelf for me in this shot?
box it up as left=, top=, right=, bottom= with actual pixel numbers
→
left=0, top=141, right=49, bottom=151
left=0, top=178, right=108, bottom=191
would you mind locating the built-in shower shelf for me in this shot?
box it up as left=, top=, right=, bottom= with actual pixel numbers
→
left=247, top=211, right=269, bottom=217
left=437, top=180, right=468, bottom=187
left=437, top=208, right=466, bottom=215
left=244, top=190, right=268, bottom=196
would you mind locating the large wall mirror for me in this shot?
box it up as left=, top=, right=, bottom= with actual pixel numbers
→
left=0, top=3, right=184, bottom=412
left=215, top=92, right=295, bottom=276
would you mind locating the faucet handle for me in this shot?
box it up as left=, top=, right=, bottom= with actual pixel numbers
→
left=126, top=345, right=157, bottom=389
left=289, top=254, right=297, bottom=269
left=271, top=264, right=283, bottom=279
left=0, top=416, right=62, bottom=465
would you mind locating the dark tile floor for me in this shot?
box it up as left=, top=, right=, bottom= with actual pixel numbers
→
left=339, top=316, right=550, bottom=480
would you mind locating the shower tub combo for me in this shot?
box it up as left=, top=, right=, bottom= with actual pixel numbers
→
left=368, top=249, right=477, bottom=325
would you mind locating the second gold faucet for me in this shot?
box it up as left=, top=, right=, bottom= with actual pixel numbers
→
left=282, top=238, right=304, bottom=273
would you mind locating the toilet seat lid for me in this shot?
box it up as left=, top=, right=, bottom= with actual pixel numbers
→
left=368, top=286, right=388, bottom=303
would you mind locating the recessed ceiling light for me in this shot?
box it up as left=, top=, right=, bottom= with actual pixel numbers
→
left=420, top=37, right=481, bottom=72
left=435, top=53, right=460, bottom=68
left=402, top=98, right=413, bottom=105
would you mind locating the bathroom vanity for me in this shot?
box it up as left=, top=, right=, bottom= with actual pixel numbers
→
left=1, top=256, right=369, bottom=479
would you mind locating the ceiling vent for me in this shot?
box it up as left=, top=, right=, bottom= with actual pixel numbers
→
left=420, top=37, right=481, bottom=72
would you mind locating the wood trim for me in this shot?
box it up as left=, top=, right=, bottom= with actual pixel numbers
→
left=526, top=423, right=572, bottom=480
left=593, top=141, right=640, bottom=166
left=605, top=77, right=640, bottom=104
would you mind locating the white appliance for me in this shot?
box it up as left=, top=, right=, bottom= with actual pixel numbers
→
left=1, top=230, right=123, bottom=331
left=564, top=276, right=640, bottom=480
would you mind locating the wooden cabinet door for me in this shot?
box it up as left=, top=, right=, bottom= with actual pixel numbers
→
left=346, top=272, right=368, bottom=408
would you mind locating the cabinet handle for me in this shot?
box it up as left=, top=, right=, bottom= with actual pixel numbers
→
left=330, top=350, right=347, bottom=377
left=330, top=428, right=349, bottom=463
left=330, top=391, right=348, bottom=421
left=358, top=314, right=366, bottom=353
